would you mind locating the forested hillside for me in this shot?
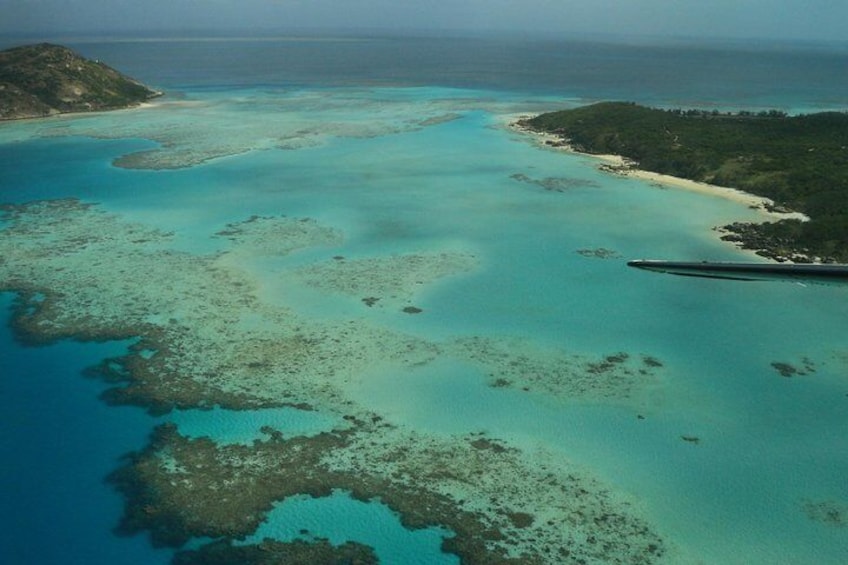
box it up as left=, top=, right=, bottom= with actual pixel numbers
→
left=0, top=43, right=160, bottom=120
left=523, top=102, right=848, bottom=262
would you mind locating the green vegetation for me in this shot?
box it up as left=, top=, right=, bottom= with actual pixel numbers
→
left=523, top=102, right=848, bottom=262
left=0, top=43, right=160, bottom=120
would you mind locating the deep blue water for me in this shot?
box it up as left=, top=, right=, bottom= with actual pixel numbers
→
left=71, top=36, right=848, bottom=112
left=0, top=294, right=171, bottom=564
left=1, top=35, right=847, bottom=564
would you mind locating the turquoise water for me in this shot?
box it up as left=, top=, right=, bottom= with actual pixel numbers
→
left=167, top=406, right=340, bottom=444
left=247, top=491, right=458, bottom=565
left=2, top=37, right=848, bottom=564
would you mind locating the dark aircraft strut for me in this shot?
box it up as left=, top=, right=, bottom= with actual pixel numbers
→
left=627, top=260, right=848, bottom=284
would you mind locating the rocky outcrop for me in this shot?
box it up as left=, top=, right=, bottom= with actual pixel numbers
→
left=0, top=43, right=161, bottom=120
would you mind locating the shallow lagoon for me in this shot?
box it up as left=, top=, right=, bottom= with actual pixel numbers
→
left=1, top=40, right=848, bottom=564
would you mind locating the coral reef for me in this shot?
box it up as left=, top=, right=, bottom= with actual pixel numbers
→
left=801, top=500, right=848, bottom=528
left=292, top=252, right=478, bottom=311
left=770, top=357, right=816, bottom=378
left=0, top=199, right=669, bottom=564
left=510, top=173, right=601, bottom=192
left=110, top=422, right=665, bottom=563
left=448, top=337, right=665, bottom=404
left=172, top=538, right=378, bottom=565
left=576, top=248, right=622, bottom=259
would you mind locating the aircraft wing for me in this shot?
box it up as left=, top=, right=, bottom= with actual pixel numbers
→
left=627, top=260, right=848, bottom=285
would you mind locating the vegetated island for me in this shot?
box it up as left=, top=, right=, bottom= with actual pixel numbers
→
left=0, top=43, right=161, bottom=120
left=519, top=102, right=848, bottom=263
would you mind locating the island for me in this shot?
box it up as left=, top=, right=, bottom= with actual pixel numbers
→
left=519, top=102, right=848, bottom=263
left=0, top=43, right=161, bottom=120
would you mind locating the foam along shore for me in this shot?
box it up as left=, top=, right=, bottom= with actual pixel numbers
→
left=508, top=116, right=810, bottom=223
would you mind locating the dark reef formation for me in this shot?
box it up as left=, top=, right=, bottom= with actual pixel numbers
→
left=172, top=538, right=379, bottom=565
left=0, top=43, right=161, bottom=120
left=510, top=172, right=601, bottom=192
left=107, top=422, right=666, bottom=564
left=576, top=248, right=622, bottom=259
left=771, top=358, right=816, bottom=378
left=801, top=500, right=848, bottom=528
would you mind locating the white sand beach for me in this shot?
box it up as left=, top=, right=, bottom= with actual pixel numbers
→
left=508, top=116, right=810, bottom=223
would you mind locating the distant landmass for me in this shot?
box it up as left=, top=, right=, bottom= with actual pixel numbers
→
left=0, top=43, right=161, bottom=120
left=521, top=102, right=848, bottom=263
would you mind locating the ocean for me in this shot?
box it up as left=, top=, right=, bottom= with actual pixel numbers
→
left=1, top=35, right=847, bottom=564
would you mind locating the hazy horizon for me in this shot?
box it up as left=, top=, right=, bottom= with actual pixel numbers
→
left=2, top=1, right=847, bottom=44
left=2, top=27, right=847, bottom=57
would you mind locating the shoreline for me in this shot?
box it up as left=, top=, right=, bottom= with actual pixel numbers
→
left=1, top=98, right=164, bottom=122
left=622, top=169, right=809, bottom=223
left=507, top=115, right=809, bottom=223
left=506, top=115, right=820, bottom=262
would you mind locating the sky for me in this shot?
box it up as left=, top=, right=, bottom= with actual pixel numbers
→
left=1, top=0, right=847, bottom=42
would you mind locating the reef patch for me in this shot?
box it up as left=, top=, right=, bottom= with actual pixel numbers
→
left=448, top=336, right=665, bottom=404
left=771, top=357, right=816, bottom=378
left=110, top=422, right=666, bottom=564
left=172, top=538, right=378, bottom=565
left=576, top=247, right=622, bottom=259
left=510, top=172, right=601, bottom=192
left=291, top=252, right=478, bottom=310
left=801, top=499, right=848, bottom=527
left=214, top=215, right=344, bottom=258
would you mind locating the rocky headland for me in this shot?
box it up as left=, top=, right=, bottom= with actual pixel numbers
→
left=0, top=43, right=161, bottom=120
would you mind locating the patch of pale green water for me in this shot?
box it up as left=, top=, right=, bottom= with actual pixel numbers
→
left=166, top=406, right=341, bottom=445
left=244, top=489, right=458, bottom=565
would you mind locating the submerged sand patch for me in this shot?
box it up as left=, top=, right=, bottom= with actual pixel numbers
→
left=291, top=252, right=479, bottom=310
